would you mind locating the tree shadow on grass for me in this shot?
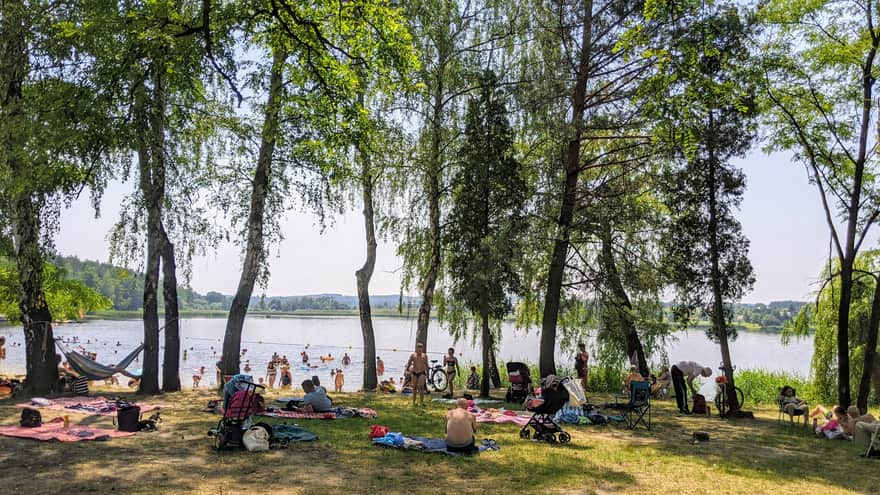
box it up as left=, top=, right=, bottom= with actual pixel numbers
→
left=643, top=402, right=876, bottom=493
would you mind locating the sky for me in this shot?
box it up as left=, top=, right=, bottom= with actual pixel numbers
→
left=54, top=150, right=832, bottom=303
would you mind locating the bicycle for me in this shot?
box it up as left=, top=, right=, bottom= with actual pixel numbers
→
left=714, top=362, right=744, bottom=418
left=426, top=359, right=448, bottom=393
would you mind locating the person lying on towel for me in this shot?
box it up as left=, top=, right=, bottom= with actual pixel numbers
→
left=446, top=398, right=477, bottom=454
left=292, top=379, right=332, bottom=413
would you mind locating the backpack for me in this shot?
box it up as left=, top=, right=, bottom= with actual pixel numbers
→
left=115, top=405, right=141, bottom=432
left=692, top=394, right=710, bottom=416
left=20, top=408, right=41, bottom=427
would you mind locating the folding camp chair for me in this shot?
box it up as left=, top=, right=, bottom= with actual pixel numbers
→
left=622, top=380, right=651, bottom=430
left=865, top=423, right=880, bottom=457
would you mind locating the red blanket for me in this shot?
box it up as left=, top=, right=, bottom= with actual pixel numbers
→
left=0, top=417, right=136, bottom=442
left=17, top=396, right=169, bottom=416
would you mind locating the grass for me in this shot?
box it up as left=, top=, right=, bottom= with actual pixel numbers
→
left=0, top=386, right=878, bottom=495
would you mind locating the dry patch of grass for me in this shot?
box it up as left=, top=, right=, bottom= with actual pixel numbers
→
left=0, top=388, right=877, bottom=495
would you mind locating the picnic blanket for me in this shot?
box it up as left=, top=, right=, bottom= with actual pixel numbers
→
left=474, top=410, right=531, bottom=426
left=259, top=407, right=377, bottom=420
left=431, top=398, right=503, bottom=405
left=0, top=417, right=135, bottom=442
left=271, top=423, right=318, bottom=442
left=17, top=396, right=169, bottom=417
left=372, top=434, right=500, bottom=456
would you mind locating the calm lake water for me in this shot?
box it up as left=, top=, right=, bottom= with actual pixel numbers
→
left=0, top=316, right=814, bottom=396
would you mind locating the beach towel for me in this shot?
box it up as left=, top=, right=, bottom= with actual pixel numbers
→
left=259, top=407, right=377, bottom=420
left=17, top=397, right=169, bottom=417
left=0, top=417, right=135, bottom=442
left=474, top=410, right=531, bottom=426
left=271, top=424, right=318, bottom=442
left=372, top=434, right=499, bottom=456
left=431, top=398, right=503, bottom=405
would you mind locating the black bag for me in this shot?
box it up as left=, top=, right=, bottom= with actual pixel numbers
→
left=692, top=394, right=710, bottom=416
left=115, top=405, right=141, bottom=432
left=20, top=408, right=41, bottom=427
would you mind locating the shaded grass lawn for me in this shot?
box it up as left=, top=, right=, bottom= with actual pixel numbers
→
left=0, top=388, right=877, bottom=495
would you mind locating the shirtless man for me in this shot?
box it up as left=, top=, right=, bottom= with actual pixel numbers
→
left=406, top=343, right=429, bottom=406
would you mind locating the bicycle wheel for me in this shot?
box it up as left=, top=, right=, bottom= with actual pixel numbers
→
left=715, top=390, right=727, bottom=417
left=734, top=386, right=745, bottom=409
left=430, top=369, right=448, bottom=393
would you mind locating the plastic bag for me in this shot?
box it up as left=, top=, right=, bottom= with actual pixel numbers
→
left=563, top=379, right=586, bottom=406
left=243, top=425, right=270, bottom=452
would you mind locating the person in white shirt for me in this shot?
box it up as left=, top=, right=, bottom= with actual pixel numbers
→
left=670, top=361, right=712, bottom=414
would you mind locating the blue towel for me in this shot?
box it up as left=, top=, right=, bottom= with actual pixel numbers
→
left=372, top=435, right=499, bottom=456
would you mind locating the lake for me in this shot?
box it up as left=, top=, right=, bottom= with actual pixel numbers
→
left=0, top=316, right=814, bottom=396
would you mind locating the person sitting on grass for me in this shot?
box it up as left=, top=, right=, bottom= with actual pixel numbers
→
left=842, top=406, right=876, bottom=436
left=814, top=406, right=846, bottom=439
left=446, top=398, right=478, bottom=454
left=466, top=366, right=479, bottom=390
left=295, top=379, right=332, bottom=413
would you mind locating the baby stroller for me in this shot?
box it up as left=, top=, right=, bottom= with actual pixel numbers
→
left=210, top=374, right=268, bottom=450
left=519, top=375, right=572, bottom=444
left=505, top=362, right=533, bottom=404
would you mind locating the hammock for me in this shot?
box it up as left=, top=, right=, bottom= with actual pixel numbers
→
left=57, top=342, right=143, bottom=381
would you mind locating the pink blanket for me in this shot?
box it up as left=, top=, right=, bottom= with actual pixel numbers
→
left=0, top=417, right=136, bottom=442
left=17, top=396, right=169, bottom=416
left=475, top=411, right=531, bottom=426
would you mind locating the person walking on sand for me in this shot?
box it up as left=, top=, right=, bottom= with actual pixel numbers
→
left=406, top=343, right=429, bottom=406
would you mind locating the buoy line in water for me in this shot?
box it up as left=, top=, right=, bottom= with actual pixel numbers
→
left=181, top=336, right=450, bottom=355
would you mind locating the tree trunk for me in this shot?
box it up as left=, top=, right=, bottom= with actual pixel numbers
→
left=220, top=47, right=286, bottom=378
left=857, top=273, right=880, bottom=412
left=835, top=263, right=853, bottom=407
left=415, top=76, right=445, bottom=351
left=138, top=61, right=166, bottom=395
left=15, top=197, right=60, bottom=394
left=160, top=224, right=180, bottom=392
left=1, top=0, right=59, bottom=394
left=600, top=222, right=648, bottom=375
left=539, top=0, right=593, bottom=378
left=480, top=305, right=492, bottom=398
left=355, top=111, right=378, bottom=391
left=706, top=114, right=739, bottom=413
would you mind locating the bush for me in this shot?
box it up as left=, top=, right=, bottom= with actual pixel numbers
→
left=734, top=368, right=815, bottom=405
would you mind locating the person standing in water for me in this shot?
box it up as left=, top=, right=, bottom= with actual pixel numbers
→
left=406, top=343, right=429, bottom=406
left=376, top=356, right=385, bottom=377
left=341, top=352, right=351, bottom=367
left=266, top=358, right=277, bottom=389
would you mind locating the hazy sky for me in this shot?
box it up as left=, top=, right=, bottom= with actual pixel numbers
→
left=54, top=150, right=833, bottom=303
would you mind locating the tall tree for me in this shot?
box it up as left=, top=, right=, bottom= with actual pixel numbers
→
left=0, top=0, right=116, bottom=393
left=759, top=0, right=880, bottom=408
left=645, top=2, right=759, bottom=414
left=514, top=0, right=652, bottom=376
left=446, top=71, right=529, bottom=397
left=218, top=1, right=416, bottom=377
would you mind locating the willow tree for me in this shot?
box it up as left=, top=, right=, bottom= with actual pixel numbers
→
left=0, top=0, right=117, bottom=393
left=218, top=1, right=416, bottom=378
left=759, top=0, right=880, bottom=408
left=513, top=0, right=654, bottom=377
left=643, top=2, right=759, bottom=414
left=446, top=71, right=529, bottom=397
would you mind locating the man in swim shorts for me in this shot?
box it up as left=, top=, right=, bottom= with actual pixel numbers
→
left=406, top=343, right=429, bottom=406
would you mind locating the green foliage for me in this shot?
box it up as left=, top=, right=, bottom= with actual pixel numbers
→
left=735, top=368, right=816, bottom=405
left=443, top=70, right=530, bottom=331
left=784, top=252, right=880, bottom=404
left=0, top=258, right=110, bottom=321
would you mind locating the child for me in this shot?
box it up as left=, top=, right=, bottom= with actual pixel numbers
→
left=466, top=366, right=479, bottom=390
left=335, top=368, right=344, bottom=393
left=192, top=373, right=202, bottom=389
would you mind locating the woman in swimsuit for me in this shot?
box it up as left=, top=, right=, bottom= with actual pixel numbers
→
left=443, top=348, right=459, bottom=399
left=406, top=343, right=429, bottom=406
